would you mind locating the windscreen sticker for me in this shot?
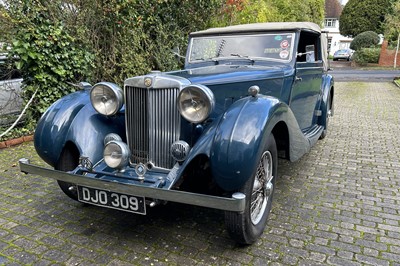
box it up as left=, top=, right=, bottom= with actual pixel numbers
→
left=275, top=35, right=283, bottom=41
left=279, top=50, right=289, bottom=59
left=264, top=48, right=281, bottom=53
left=280, top=40, right=290, bottom=49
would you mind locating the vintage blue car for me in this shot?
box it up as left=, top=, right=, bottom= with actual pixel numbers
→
left=20, top=22, right=334, bottom=244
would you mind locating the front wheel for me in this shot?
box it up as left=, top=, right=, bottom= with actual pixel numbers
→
left=55, top=147, right=80, bottom=201
left=225, top=134, right=277, bottom=244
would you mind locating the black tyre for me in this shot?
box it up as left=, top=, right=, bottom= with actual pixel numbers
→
left=320, top=93, right=332, bottom=139
left=225, top=134, right=277, bottom=245
left=55, top=147, right=80, bottom=201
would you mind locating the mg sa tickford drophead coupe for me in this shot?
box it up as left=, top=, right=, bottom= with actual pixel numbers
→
left=20, top=22, right=334, bottom=244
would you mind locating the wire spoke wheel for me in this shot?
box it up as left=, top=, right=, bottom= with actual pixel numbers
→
left=225, top=134, right=277, bottom=244
left=251, top=150, right=273, bottom=225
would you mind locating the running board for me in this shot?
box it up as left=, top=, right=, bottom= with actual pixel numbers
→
left=304, top=125, right=324, bottom=147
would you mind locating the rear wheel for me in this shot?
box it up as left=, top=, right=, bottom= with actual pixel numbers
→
left=320, top=93, right=332, bottom=139
left=225, top=134, right=277, bottom=244
left=55, top=147, right=80, bottom=201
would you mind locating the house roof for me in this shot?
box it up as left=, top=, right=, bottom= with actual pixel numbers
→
left=190, top=22, right=321, bottom=36
left=325, top=0, right=343, bottom=18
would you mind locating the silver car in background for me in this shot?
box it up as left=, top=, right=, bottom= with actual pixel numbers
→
left=333, top=49, right=353, bottom=61
left=0, top=54, right=23, bottom=126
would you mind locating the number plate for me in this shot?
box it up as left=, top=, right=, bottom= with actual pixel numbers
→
left=77, top=186, right=146, bottom=215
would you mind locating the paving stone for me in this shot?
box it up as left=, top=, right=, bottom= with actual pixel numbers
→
left=355, top=254, right=390, bottom=266
left=337, top=250, right=354, bottom=260
left=327, top=256, right=361, bottom=266
left=330, top=240, right=361, bottom=253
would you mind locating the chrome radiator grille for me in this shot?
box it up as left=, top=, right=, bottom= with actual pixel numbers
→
left=125, top=86, right=181, bottom=169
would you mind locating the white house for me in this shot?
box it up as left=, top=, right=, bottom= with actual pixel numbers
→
left=322, top=0, right=353, bottom=56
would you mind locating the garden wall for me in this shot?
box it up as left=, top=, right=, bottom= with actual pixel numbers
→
left=379, top=40, right=400, bottom=67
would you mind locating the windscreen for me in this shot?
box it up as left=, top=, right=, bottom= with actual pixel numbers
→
left=188, top=33, right=295, bottom=63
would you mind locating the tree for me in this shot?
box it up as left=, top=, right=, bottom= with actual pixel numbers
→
left=384, top=1, right=400, bottom=68
left=339, top=0, right=393, bottom=37
left=350, top=31, right=380, bottom=51
left=210, top=0, right=324, bottom=27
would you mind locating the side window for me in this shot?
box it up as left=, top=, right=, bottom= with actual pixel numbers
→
left=296, top=31, right=321, bottom=63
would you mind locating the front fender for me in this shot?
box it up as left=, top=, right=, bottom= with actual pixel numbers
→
left=34, top=90, right=125, bottom=166
left=34, top=90, right=90, bottom=166
left=64, top=105, right=125, bottom=164
left=210, top=96, right=284, bottom=191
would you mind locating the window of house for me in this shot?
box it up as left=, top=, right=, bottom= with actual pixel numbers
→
left=324, top=19, right=336, bottom=28
left=327, top=37, right=332, bottom=52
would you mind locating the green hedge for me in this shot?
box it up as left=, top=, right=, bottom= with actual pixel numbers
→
left=352, top=48, right=381, bottom=66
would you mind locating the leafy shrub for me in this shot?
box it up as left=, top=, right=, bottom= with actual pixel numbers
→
left=350, top=31, right=380, bottom=51
left=352, top=48, right=381, bottom=66
left=9, top=2, right=93, bottom=123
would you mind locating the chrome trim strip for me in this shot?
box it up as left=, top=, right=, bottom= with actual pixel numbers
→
left=19, top=159, right=246, bottom=212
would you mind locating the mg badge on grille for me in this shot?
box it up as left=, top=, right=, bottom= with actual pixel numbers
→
left=144, top=77, right=152, bottom=87
left=135, top=163, right=147, bottom=179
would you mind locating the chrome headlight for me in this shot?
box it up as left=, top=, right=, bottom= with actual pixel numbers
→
left=178, top=84, right=215, bottom=123
left=90, top=82, right=124, bottom=116
left=103, top=140, right=130, bottom=170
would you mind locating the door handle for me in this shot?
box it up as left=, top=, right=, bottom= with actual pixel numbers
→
left=295, top=76, right=302, bottom=82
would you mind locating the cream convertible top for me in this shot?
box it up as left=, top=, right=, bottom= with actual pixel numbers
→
left=190, top=22, right=329, bottom=71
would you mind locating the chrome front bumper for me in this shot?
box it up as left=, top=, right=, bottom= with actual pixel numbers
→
left=19, top=158, right=246, bottom=212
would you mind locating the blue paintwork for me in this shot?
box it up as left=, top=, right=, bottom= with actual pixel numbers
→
left=210, top=96, right=283, bottom=190
left=34, top=89, right=125, bottom=167
left=33, top=26, right=334, bottom=193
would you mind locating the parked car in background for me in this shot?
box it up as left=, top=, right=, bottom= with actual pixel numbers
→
left=333, top=48, right=353, bottom=61
left=0, top=54, right=23, bottom=126
left=20, top=22, right=334, bottom=244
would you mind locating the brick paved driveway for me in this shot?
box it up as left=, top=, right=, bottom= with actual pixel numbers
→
left=1, top=82, right=400, bottom=265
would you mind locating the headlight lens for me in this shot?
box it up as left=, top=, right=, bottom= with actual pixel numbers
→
left=90, top=82, right=124, bottom=116
left=178, top=85, right=215, bottom=123
left=103, top=140, right=130, bottom=170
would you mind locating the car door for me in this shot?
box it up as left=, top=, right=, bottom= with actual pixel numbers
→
left=289, top=31, right=323, bottom=132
